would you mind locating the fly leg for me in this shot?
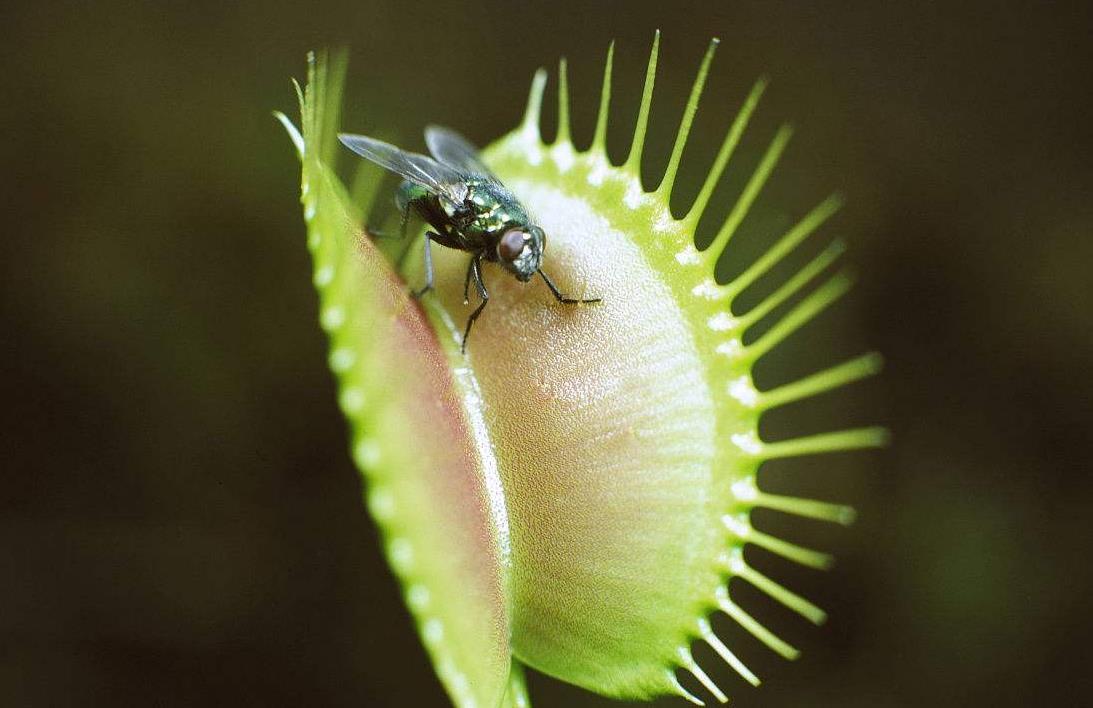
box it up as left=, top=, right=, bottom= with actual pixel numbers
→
left=538, top=269, right=602, bottom=305
left=462, top=256, right=489, bottom=353
left=364, top=195, right=413, bottom=246
left=399, top=198, right=411, bottom=240
left=462, top=256, right=476, bottom=305
left=412, top=231, right=438, bottom=299
left=395, top=198, right=421, bottom=271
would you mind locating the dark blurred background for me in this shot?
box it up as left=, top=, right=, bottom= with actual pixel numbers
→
left=3, top=1, right=1091, bottom=706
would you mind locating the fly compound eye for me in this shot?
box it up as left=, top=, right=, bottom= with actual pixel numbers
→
left=498, top=229, right=529, bottom=262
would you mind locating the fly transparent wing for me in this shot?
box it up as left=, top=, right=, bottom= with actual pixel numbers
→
left=425, top=125, right=498, bottom=180
left=339, top=133, right=466, bottom=202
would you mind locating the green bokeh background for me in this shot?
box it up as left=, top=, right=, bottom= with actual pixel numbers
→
left=3, top=1, right=1090, bottom=706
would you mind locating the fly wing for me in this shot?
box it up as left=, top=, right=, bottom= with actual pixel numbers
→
left=339, top=133, right=467, bottom=203
left=425, top=125, right=498, bottom=180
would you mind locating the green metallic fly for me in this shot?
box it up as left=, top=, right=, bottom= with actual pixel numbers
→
left=338, top=126, right=602, bottom=352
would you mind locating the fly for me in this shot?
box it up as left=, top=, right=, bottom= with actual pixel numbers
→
left=338, top=125, right=602, bottom=352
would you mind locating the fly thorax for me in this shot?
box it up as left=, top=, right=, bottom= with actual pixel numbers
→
left=441, top=190, right=475, bottom=229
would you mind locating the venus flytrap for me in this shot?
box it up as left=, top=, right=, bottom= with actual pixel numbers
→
left=279, top=37, right=884, bottom=707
